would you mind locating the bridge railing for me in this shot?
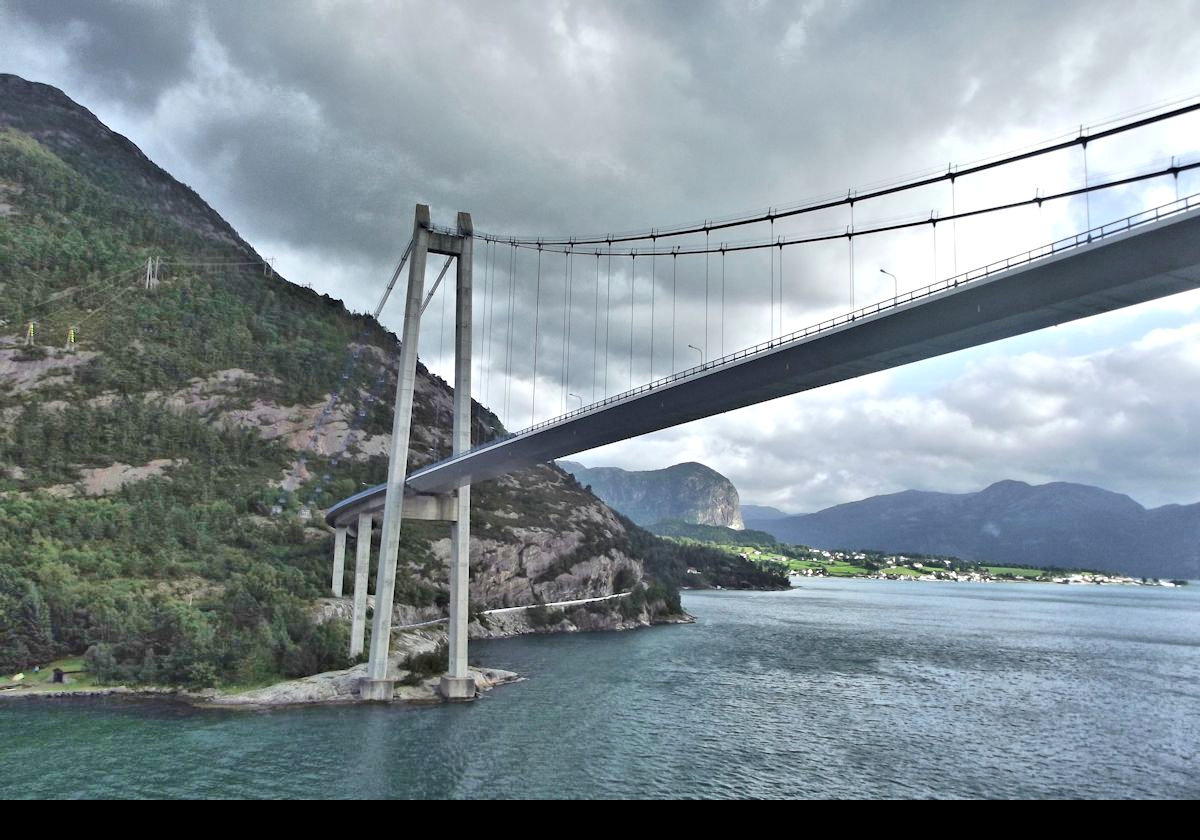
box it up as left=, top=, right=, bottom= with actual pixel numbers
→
left=419, top=191, right=1200, bottom=474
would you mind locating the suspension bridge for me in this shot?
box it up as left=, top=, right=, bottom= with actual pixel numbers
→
left=311, top=98, right=1200, bottom=702
left=17, top=98, right=1197, bottom=702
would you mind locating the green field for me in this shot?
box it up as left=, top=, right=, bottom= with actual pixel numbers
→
left=661, top=533, right=1096, bottom=586
left=2, top=656, right=98, bottom=693
left=878, top=566, right=923, bottom=577
left=983, top=566, right=1046, bottom=579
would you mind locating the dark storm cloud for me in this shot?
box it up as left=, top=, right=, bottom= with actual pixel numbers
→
left=4, top=0, right=1200, bottom=508
left=7, top=0, right=199, bottom=107
left=9, top=0, right=1198, bottom=262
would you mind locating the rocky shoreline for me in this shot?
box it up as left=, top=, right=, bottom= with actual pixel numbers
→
left=1, top=609, right=695, bottom=708
left=0, top=663, right=520, bottom=708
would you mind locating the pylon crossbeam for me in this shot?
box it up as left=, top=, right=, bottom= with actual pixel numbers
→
left=358, top=204, right=475, bottom=703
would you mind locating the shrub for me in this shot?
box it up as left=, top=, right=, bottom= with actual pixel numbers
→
left=526, top=605, right=565, bottom=628
left=398, top=642, right=448, bottom=686
left=613, top=566, right=637, bottom=593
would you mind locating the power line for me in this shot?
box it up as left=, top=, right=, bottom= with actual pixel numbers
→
left=20, top=264, right=144, bottom=318
left=78, top=280, right=140, bottom=325
left=160, top=259, right=265, bottom=267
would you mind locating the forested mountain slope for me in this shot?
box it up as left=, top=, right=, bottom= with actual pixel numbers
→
left=0, top=74, right=780, bottom=685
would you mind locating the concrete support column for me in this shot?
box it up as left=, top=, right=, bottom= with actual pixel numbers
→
left=331, top=525, right=347, bottom=597
left=350, top=512, right=372, bottom=658
left=362, top=205, right=429, bottom=701
left=440, top=211, right=476, bottom=701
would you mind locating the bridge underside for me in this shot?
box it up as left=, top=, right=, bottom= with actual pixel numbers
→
left=327, top=207, right=1200, bottom=526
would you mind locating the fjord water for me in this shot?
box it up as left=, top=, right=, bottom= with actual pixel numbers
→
left=3, top=579, right=1197, bottom=799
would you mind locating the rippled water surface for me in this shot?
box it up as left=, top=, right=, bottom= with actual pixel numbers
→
left=3, top=579, right=1198, bottom=798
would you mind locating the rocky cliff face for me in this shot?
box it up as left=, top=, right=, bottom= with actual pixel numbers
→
left=559, top=460, right=745, bottom=529
left=0, top=74, right=679, bottom=681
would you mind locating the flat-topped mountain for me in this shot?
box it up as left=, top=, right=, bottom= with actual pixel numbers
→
left=558, top=460, right=745, bottom=530
left=745, top=480, right=1199, bottom=579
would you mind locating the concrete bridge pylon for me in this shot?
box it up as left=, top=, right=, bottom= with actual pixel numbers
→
left=353, top=204, right=476, bottom=702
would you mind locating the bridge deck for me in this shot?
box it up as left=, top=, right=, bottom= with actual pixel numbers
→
left=327, top=200, right=1200, bottom=526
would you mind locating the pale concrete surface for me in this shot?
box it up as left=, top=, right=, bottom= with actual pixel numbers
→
left=331, top=525, right=347, bottom=597
left=350, top=512, right=371, bottom=657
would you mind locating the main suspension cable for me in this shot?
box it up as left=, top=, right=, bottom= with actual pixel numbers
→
left=474, top=98, right=1200, bottom=247
left=496, top=160, right=1199, bottom=258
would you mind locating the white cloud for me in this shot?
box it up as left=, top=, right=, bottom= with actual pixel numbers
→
left=575, top=313, right=1200, bottom=511
left=4, top=0, right=1200, bottom=509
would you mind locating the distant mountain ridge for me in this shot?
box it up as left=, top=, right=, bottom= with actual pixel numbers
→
left=744, top=480, right=1200, bottom=579
left=741, top=504, right=792, bottom=521
left=558, top=461, right=745, bottom=530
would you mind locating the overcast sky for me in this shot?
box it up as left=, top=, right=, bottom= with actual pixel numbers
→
left=4, top=0, right=1200, bottom=511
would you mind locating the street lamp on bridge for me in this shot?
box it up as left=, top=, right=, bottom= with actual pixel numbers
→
left=880, top=268, right=898, bottom=299
left=687, top=343, right=704, bottom=366
left=568, top=392, right=582, bottom=410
